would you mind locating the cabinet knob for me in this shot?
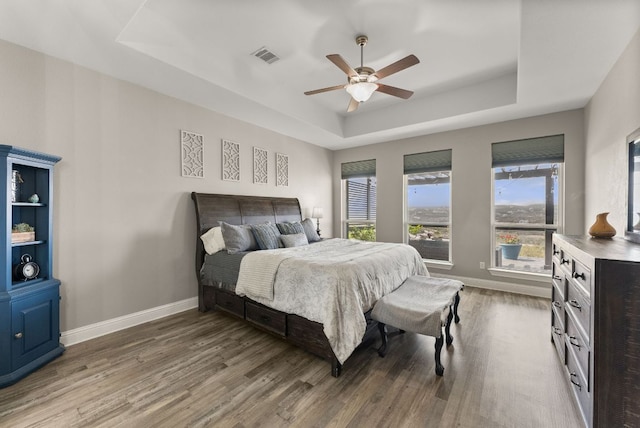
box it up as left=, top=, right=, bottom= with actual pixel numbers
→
left=560, top=258, right=570, bottom=265
left=568, top=299, right=582, bottom=311
left=569, top=372, right=582, bottom=390
left=569, top=335, right=581, bottom=349
left=572, top=272, right=586, bottom=281
left=14, top=332, right=23, bottom=339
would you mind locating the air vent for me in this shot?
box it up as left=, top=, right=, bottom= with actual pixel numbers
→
left=251, top=46, right=280, bottom=64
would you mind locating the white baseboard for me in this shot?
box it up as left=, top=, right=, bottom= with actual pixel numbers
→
left=61, top=297, right=198, bottom=347
left=430, top=273, right=551, bottom=299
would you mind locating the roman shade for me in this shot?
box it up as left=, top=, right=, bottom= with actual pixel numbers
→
left=404, top=149, right=452, bottom=174
left=492, top=134, right=564, bottom=167
left=341, top=159, right=376, bottom=179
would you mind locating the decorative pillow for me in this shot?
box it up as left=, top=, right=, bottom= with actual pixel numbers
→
left=250, top=223, right=282, bottom=250
left=281, top=233, right=309, bottom=248
left=220, top=222, right=258, bottom=254
left=200, top=226, right=225, bottom=255
left=277, top=221, right=305, bottom=235
left=301, top=218, right=321, bottom=242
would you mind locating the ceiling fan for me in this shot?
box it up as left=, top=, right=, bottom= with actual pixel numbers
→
left=304, top=35, right=419, bottom=112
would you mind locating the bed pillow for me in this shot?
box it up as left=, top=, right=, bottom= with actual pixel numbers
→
left=200, top=226, right=226, bottom=255
left=276, top=221, right=305, bottom=235
left=250, top=223, right=282, bottom=250
left=220, top=222, right=258, bottom=254
left=281, top=233, right=309, bottom=248
left=301, top=218, right=321, bottom=242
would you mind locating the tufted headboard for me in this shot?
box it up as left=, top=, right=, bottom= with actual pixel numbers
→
left=190, top=192, right=302, bottom=279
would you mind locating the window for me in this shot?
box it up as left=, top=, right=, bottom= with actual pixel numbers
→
left=342, top=159, right=376, bottom=241
left=492, top=135, right=564, bottom=274
left=404, top=150, right=452, bottom=261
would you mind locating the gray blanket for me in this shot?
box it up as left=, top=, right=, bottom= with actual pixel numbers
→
left=235, top=238, right=427, bottom=364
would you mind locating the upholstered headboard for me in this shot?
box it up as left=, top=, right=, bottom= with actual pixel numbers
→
left=191, top=192, right=302, bottom=278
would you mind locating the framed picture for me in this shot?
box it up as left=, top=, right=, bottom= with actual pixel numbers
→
left=181, top=130, right=204, bottom=178
left=253, top=147, right=268, bottom=184
left=222, top=139, right=240, bottom=181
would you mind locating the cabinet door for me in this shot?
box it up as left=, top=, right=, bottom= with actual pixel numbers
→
left=11, top=288, right=60, bottom=368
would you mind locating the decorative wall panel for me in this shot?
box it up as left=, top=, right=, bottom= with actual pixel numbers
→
left=276, top=153, right=289, bottom=187
left=253, top=147, right=268, bottom=184
left=222, top=139, right=240, bottom=181
left=181, top=130, right=204, bottom=178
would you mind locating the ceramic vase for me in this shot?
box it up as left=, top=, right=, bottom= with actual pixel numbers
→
left=588, top=212, right=616, bottom=238
left=500, top=243, right=522, bottom=260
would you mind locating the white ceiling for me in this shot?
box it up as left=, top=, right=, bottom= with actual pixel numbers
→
left=0, top=0, right=639, bottom=150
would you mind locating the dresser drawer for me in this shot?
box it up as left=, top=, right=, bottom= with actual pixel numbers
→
left=566, top=346, right=591, bottom=424
left=246, top=301, right=287, bottom=336
left=552, top=263, right=566, bottom=301
left=551, top=312, right=565, bottom=363
left=566, top=279, right=591, bottom=343
left=551, top=281, right=566, bottom=328
left=214, top=289, right=245, bottom=319
left=571, top=259, right=591, bottom=296
left=566, top=311, right=589, bottom=389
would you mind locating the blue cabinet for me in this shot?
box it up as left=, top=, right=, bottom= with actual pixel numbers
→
left=0, top=146, right=63, bottom=388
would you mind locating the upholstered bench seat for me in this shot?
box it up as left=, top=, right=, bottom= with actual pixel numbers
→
left=371, top=275, right=463, bottom=376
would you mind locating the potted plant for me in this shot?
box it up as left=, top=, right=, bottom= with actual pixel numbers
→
left=11, top=222, right=35, bottom=243
left=499, top=233, right=522, bottom=260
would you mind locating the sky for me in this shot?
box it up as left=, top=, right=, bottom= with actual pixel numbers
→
left=408, top=176, right=558, bottom=207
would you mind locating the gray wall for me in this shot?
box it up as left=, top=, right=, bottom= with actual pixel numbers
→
left=0, top=39, right=333, bottom=331
left=333, top=110, right=586, bottom=290
left=584, top=27, right=640, bottom=232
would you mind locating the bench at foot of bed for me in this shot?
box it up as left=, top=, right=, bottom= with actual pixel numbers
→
left=371, top=275, right=463, bottom=376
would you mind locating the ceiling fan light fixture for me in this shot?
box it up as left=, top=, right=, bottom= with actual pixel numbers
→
left=346, top=82, right=378, bottom=102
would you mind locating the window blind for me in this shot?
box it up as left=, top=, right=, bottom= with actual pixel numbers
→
left=341, top=159, right=376, bottom=179
left=492, top=134, right=564, bottom=167
left=404, top=149, right=452, bottom=174
left=346, top=177, right=376, bottom=220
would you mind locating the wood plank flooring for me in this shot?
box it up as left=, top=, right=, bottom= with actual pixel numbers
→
left=0, top=287, right=584, bottom=427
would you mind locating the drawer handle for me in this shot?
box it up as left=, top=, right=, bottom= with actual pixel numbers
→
left=552, top=275, right=562, bottom=281
left=552, top=301, right=563, bottom=309
left=553, top=249, right=560, bottom=255
left=552, top=327, right=563, bottom=336
left=569, top=335, right=581, bottom=349
left=561, top=258, right=570, bottom=265
left=570, top=372, right=582, bottom=390
left=572, top=272, right=586, bottom=281
left=14, top=332, right=23, bottom=339
left=260, top=315, right=271, bottom=323
left=568, top=299, right=582, bottom=311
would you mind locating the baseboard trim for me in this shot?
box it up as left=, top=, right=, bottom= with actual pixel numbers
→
left=431, top=273, right=551, bottom=299
left=61, top=297, right=198, bottom=347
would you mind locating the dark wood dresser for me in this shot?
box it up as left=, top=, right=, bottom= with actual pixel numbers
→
left=551, top=234, right=640, bottom=427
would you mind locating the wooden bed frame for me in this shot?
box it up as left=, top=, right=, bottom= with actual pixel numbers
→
left=191, top=192, right=377, bottom=377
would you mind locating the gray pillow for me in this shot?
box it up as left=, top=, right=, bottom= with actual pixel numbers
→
left=277, top=221, right=305, bottom=235
left=281, top=233, right=309, bottom=248
left=301, top=218, right=321, bottom=242
left=250, top=223, right=281, bottom=250
left=220, top=222, right=258, bottom=254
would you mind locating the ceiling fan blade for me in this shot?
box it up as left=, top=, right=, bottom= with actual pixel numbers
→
left=376, top=84, right=414, bottom=99
left=327, top=54, right=358, bottom=78
left=371, top=54, right=420, bottom=81
left=347, top=97, right=359, bottom=113
left=304, top=84, right=346, bottom=96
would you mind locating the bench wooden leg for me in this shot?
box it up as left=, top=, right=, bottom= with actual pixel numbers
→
left=435, top=334, right=444, bottom=376
left=453, top=292, right=461, bottom=323
left=377, top=322, right=388, bottom=357
left=445, top=307, right=454, bottom=346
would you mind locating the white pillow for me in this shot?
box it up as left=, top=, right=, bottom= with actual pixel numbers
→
left=280, top=233, right=309, bottom=248
left=200, top=226, right=226, bottom=255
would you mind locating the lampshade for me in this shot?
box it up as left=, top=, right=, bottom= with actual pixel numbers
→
left=312, top=207, right=324, bottom=219
left=345, top=82, right=378, bottom=102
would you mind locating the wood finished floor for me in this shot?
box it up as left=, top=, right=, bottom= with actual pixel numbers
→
left=0, top=287, right=584, bottom=428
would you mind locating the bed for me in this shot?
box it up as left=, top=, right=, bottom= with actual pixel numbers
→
left=191, top=192, right=427, bottom=376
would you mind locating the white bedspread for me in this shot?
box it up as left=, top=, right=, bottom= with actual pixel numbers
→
left=235, top=238, right=428, bottom=364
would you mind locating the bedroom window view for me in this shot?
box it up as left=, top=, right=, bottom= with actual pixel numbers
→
left=404, top=149, right=452, bottom=261
left=342, top=159, right=377, bottom=241
left=493, top=163, right=561, bottom=274
left=406, top=172, right=451, bottom=261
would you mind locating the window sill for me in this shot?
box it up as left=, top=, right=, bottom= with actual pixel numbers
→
left=488, top=268, right=551, bottom=283
left=424, top=260, right=454, bottom=271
